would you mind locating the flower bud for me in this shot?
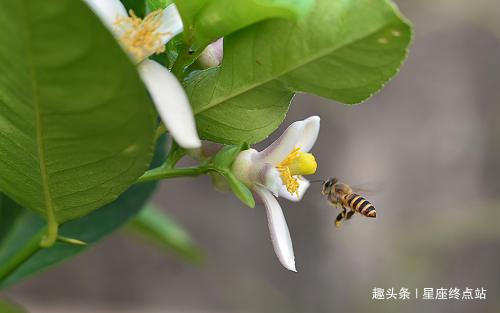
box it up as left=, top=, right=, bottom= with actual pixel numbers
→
left=198, top=38, right=223, bottom=68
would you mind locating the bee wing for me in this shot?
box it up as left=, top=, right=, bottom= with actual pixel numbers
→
left=350, top=182, right=384, bottom=195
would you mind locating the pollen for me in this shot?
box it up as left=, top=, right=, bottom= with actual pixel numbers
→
left=113, top=10, right=169, bottom=63
left=276, top=147, right=317, bottom=195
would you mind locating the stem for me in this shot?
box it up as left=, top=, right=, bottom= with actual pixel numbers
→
left=137, top=165, right=219, bottom=183
left=171, top=44, right=191, bottom=80
left=163, top=142, right=185, bottom=169
left=40, top=216, right=58, bottom=248
left=170, top=43, right=208, bottom=80
left=0, top=228, right=45, bottom=282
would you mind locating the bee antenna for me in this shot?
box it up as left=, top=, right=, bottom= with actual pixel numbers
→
left=309, top=179, right=325, bottom=184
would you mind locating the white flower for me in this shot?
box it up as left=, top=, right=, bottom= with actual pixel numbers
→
left=83, top=0, right=201, bottom=149
left=232, top=116, right=320, bottom=271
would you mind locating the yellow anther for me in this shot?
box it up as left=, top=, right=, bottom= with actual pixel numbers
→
left=113, top=9, right=169, bottom=62
left=276, top=147, right=317, bottom=195
left=288, top=152, right=317, bottom=176
left=278, top=166, right=300, bottom=195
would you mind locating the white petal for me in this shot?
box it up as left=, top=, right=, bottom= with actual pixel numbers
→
left=295, top=116, right=320, bottom=153
left=258, top=120, right=305, bottom=165
left=255, top=186, right=297, bottom=272
left=262, top=167, right=282, bottom=196
left=278, top=178, right=311, bottom=202
left=138, top=59, right=201, bottom=149
left=83, top=0, right=128, bottom=31
left=157, top=4, right=184, bottom=45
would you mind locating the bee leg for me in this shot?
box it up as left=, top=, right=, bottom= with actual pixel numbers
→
left=346, top=210, right=355, bottom=220
left=334, top=212, right=343, bottom=227
left=335, top=206, right=347, bottom=228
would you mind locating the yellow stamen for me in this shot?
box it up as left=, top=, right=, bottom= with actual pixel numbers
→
left=278, top=165, right=300, bottom=195
left=276, top=147, right=317, bottom=195
left=113, top=10, right=170, bottom=62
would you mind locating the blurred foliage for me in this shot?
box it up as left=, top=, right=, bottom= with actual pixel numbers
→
left=0, top=299, right=27, bottom=313
left=125, top=204, right=202, bottom=262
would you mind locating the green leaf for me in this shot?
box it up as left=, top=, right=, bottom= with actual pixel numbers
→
left=152, top=34, right=183, bottom=69
left=0, top=299, right=27, bottom=313
left=0, top=138, right=166, bottom=289
left=186, top=0, right=412, bottom=144
left=0, top=0, right=156, bottom=242
left=0, top=196, right=44, bottom=284
left=125, top=204, right=202, bottom=262
left=120, top=0, right=146, bottom=17
left=173, top=0, right=208, bottom=42
left=211, top=144, right=244, bottom=168
left=208, top=144, right=255, bottom=207
left=187, top=77, right=293, bottom=144
left=175, top=0, right=313, bottom=47
left=146, top=0, right=172, bottom=12
left=224, top=172, right=255, bottom=208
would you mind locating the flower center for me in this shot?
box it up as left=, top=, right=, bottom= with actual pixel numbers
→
left=276, top=147, right=317, bottom=195
left=113, top=10, right=168, bottom=63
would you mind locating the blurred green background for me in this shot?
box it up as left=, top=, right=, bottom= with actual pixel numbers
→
left=4, top=0, right=500, bottom=312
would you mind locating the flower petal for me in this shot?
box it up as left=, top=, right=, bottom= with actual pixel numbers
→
left=137, top=59, right=201, bottom=149
left=259, top=120, right=305, bottom=165
left=255, top=186, right=297, bottom=272
left=157, top=4, right=184, bottom=45
left=278, top=178, right=310, bottom=202
left=83, top=0, right=128, bottom=31
left=295, top=116, right=320, bottom=153
left=261, top=166, right=282, bottom=196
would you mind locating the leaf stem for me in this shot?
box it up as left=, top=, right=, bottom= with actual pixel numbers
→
left=163, top=141, right=185, bottom=169
left=171, top=44, right=191, bottom=80
left=137, top=165, right=219, bottom=183
left=40, top=216, right=58, bottom=248
left=0, top=228, right=44, bottom=282
left=170, top=43, right=208, bottom=80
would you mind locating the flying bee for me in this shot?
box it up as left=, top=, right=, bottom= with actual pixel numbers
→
left=318, top=178, right=377, bottom=227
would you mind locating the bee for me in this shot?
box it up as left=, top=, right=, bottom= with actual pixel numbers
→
left=319, top=178, right=376, bottom=227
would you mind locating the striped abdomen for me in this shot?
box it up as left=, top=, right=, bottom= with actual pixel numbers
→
left=344, top=194, right=376, bottom=218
